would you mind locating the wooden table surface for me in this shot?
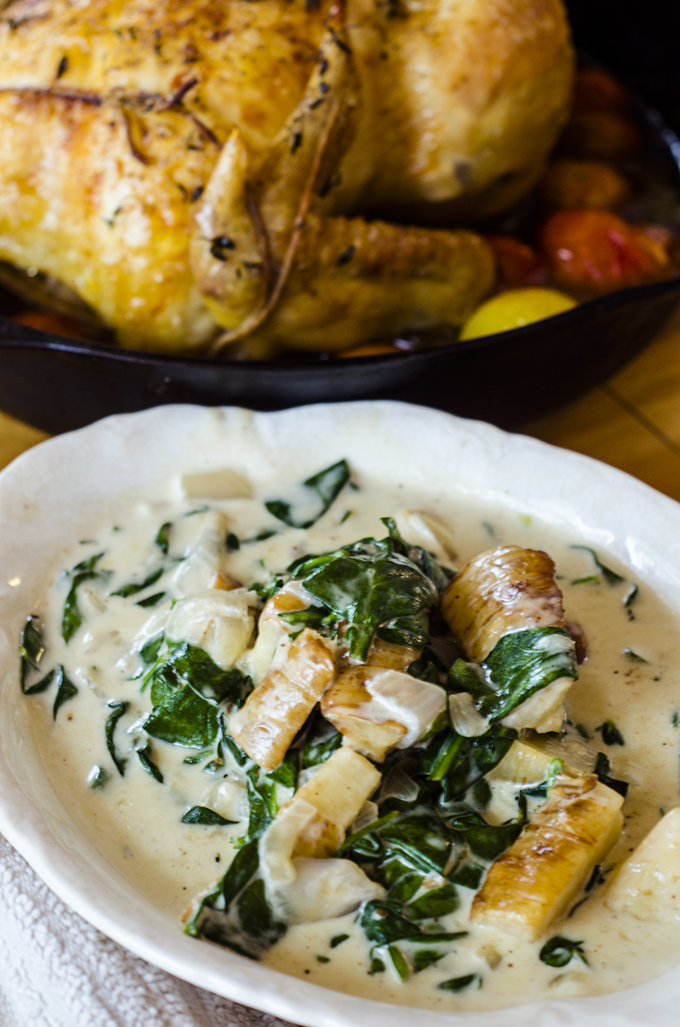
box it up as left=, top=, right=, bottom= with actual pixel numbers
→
left=3, top=310, right=680, bottom=498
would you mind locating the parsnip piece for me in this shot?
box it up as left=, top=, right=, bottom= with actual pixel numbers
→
left=165, top=589, right=256, bottom=669
left=260, top=799, right=318, bottom=889
left=441, top=545, right=575, bottom=732
left=170, top=510, right=236, bottom=596
left=471, top=775, right=623, bottom=940
left=449, top=692, right=489, bottom=737
left=606, top=807, right=680, bottom=921
left=259, top=799, right=384, bottom=923
left=394, top=510, right=458, bottom=563
left=228, top=627, right=335, bottom=770
left=236, top=580, right=312, bottom=684
left=523, top=733, right=598, bottom=776
left=283, top=858, right=385, bottom=923
left=365, top=670, right=447, bottom=746
left=487, top=740, right=562, bottom=786
left=321, top=639, right=421, bottom=761
left=181, top=468, right=252, bottom=500
left=291, top=747, right=382, bottom=857
left=442, top=545, right=566, bottom=664
left=501, top=676, right=574, bottom=733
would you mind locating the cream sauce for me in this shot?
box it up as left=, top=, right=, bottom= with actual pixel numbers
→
left=22, top=469, right=680, bottom=1012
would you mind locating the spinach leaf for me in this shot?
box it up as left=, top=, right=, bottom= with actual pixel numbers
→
left=359, top=901, right=467, bottom=946
left=268, top=748, right=299, bottom=790
left=223, top=734, right=249, bottom=767
left=53, top=665, right=78, bottom=719
left=136, top=591, right=166, bottom=608
left=407, top=882, right=459, bottom=920
left=470, top=777, right=492, bottom=810
left=236, top=879, right=286, bottom=951
left=181, top=806, right=236, bottom=826
left=155, top=522, right=171, bottom=555
left=146, top=672, right=220, bottom=749
left=302, top=722, right=342, bottom=769
left=112, top=566, right=163, bottom=598
left=248, top=577, right=285, bottom=603
left=539, top=936, right=588, bottom=967
left=413, top=949, right=444, bottom=972
left=226, top=532, right=240, bottom=552
left=62, top=553, right=109, bottom=643
left=449, top=860, right=485, bottom=890
left=594, top=752, right=629, bottom=797
left=378, top=813, right=454, bottom=876
left=623, top=584, right=638, bottom=608
left=418, top=730, right=465, bottom=782
left=331, top=934, right=349, bottom=948
left=448, top=627, right=578, bottom=723
left=137, top=745, right=164, bottom=782
left=241, top=530, right=277, bottom=544
left=105, top=700, right=128, bottom=776
left=183, top=750, right=212, bottom=765
left=570, top=546, right=624, bottom=586
left=464, top=821, right=522, bottom=861
left=279, top=603, right=337, bottom=637
left=407, top=657, right=441, bottom=686
left=435, top=727, right=516, bottom=803
left=139, top=634, right=164, bottom=667
left=185, top=839, right=261, bottom=938
left=290, top=525, right=438, bottom=661
left=184, top=841, right=285, bottom=958
left=438, top=973, right=481, bottom=992
left=144, top=642, right=252, bottom=748
left=623, top=648, right=648, bottom=663
left=337, top=810, right=400, bottom=857
left=234, top=766, right=278, bottom=848
left=266, top=459, right=350, bottom=529
left=597, top=720, right=625, bottom=746
left=22, top=667, right=55, bottom=697
left=20, top=615, right=46, bottom=690
left=88, top=765, right=109, bottom=789
left=383, top=865, right=423, bottom=903
left=387, top=944, right=410, bottom=980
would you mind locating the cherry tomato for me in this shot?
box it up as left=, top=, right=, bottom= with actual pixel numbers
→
left=558, top=111, right=642, bottom=160
left=12, top=310, right=92, bottom=341
left=539, top=160, right=631, bottom=211
left=573, top=68, right=630, bottom=114
left=539, top=210, right=674, bottom=295
left=485, top=234, right=548, bottom=289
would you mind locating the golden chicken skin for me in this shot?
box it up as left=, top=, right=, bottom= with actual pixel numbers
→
left=0, top=0, right=573, bottom=353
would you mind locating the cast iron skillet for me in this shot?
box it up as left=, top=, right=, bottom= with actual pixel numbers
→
left=1, top=0, right=679, bottom=435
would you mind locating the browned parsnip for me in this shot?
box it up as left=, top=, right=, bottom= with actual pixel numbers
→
left=228, top=628, right=335, bottom=771
left=441, top=545, right=566, bottom=664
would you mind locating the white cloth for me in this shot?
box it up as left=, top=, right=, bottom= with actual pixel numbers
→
left=0, top=834, right=295, bottom=1027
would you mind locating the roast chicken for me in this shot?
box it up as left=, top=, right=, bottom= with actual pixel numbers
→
left=0, top=0, right=573, bottom=354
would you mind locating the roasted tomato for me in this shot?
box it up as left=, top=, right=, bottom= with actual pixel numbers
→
left=12, top=310, right=92, bottom=341
left=539, top=210, right=675, bottom=295
left=573, top=67, right=631, bottom=114
left=485, top=234, right=548, bottom=289
left=539, top=159, right=632, bottom=210
left=558, top=111, right=642, bottom=160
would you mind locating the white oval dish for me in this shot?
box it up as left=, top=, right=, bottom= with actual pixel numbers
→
left=1, top=400, right=680, bottom=1027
